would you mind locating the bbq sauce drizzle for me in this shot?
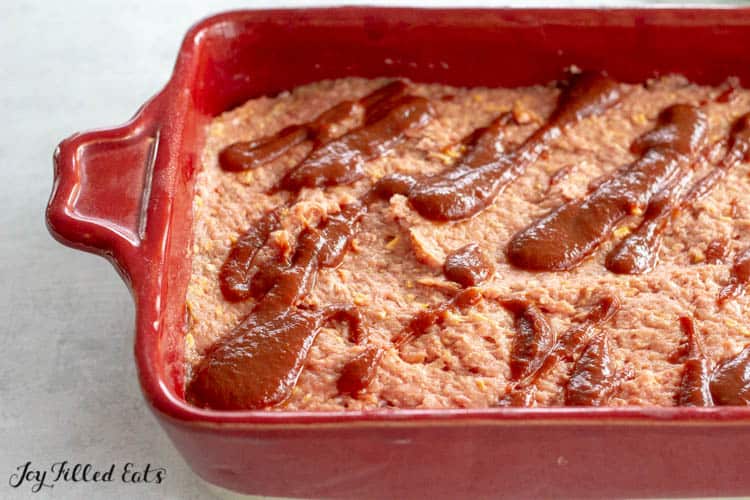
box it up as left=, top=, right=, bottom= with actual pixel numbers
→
left=279, top=94, right=434, bottom=190
left=219, top=209, right=283, bottom=302
left=710, top=343, right=750, bottom=405
left=499, top=295, right=621, bottom=406
left=339, top=240, right=494, bottom=394
left=671, top=317, right=750, bottom=406
left=190, top=82, right=437, bottom=409
left=674, top=316, right=713, bottom=407
left=338, top=288, right=484, bottom=396
left=443, top=243, right=495, bottom=287
left=714, top=114, right=750, bottom=303
left=374, top=72, right=623, bottom=221
left=718, top=247, right=750, bottom=304
left=564, top=332, right=624, bottom=406
left=508, top=104, right=709, bottom=271
left=499, top=300, right=556, bottom=382
left=399, top=288, right=484, bottom=342
left=218, top=82, right=431, bottom=303
left=218, top=80, right=409, bottom=172
left=194, top=200, right=375, bottom=408
left=188, top=221, right=368, bottom=410
left=607, top=112, right=750, bottom=274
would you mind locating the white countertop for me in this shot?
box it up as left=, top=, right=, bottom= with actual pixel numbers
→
left=1, top=1, right=744, bottom=499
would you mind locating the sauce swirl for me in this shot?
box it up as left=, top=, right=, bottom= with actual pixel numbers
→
left=556, top=295, right=620, bottom=361
left=604, top=175, right=692, bottom=274
left=508, top=104, right=708, bottom=271
left=375, top=72, right=623, bottom=221
left=218, top=201, right=367, bottom=303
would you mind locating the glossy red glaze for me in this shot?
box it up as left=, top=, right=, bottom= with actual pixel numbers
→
left=47, top=8, right=750, bottom=498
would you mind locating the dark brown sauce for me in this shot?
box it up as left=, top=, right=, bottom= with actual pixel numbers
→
left=725, top=111, right=750, bottom=163
left=675, top=317, right=713, bottom=407
left=443, top=243, right=494, bottom=287
left=705, top=238, right=730, bottom=265
left=372, top=112, right=512, bottom=209
left=606, top=113, right=750, bottom=274
left=193, top=164, right=375, bottom=409
left=605, top=174, right=692, bottom=274
left=718, top=247, right=750, bottom=305
left=710, top=344, right=750, bottom=405
left=502, top=385, right=537, bottom=407
left=209, top=80, right=438, bottom=405
left=219, top=210, right=283, bottom=302
left=279, top=94, right=433, bottom=191
left=715, top=86, right=737, bottom=104
left=554, top=295, right=621, bottom=361
left=499, top=299, right=556, bottom=381
left=317, top=202, right=369, bottom=267
left=218, top=81, right=408, bottom=172
left=187, top=222, right=368, bottom=410
left=208, top=181, right=379, bottom=406
left=219, top=197, right=370, bottom=303
left=546, top=164, right=575, bottom=193
left=375, top=72, right=623, bottom=221
left=220, top=207, right=354, bottom=303
left=393, top=288, right=483, bottom=348
left=337, top=344, right=383, bottom=396
left=499, top=295, right=620, bottom=406
left=337, top=288, right=484, bottom=395
left=564, top=332, right=620, bottom=406
left=508, top=104, right=708, bottom=271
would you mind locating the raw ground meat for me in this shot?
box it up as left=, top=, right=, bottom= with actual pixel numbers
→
left=185, top=76, right=750, bottom=409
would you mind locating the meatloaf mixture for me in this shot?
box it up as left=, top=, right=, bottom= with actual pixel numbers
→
left=184, top=72, right=750, bottom=411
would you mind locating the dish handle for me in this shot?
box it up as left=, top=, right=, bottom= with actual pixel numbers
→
left=46, top=99, right=162, bottom=286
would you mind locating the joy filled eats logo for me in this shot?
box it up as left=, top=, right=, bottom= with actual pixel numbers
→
left=8, top=461, right=166, bottom=493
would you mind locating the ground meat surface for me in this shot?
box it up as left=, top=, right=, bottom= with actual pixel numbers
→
left=185, top=76, right=750, bottom=409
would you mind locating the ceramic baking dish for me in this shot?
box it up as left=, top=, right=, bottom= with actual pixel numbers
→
left=47, top=7, right=750, bottom=499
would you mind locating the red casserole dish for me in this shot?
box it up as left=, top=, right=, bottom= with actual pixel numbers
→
left=47, top=7, right=750, bottom=498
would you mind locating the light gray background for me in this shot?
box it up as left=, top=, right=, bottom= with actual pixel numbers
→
left=1, top=1, right=746, bottom=499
